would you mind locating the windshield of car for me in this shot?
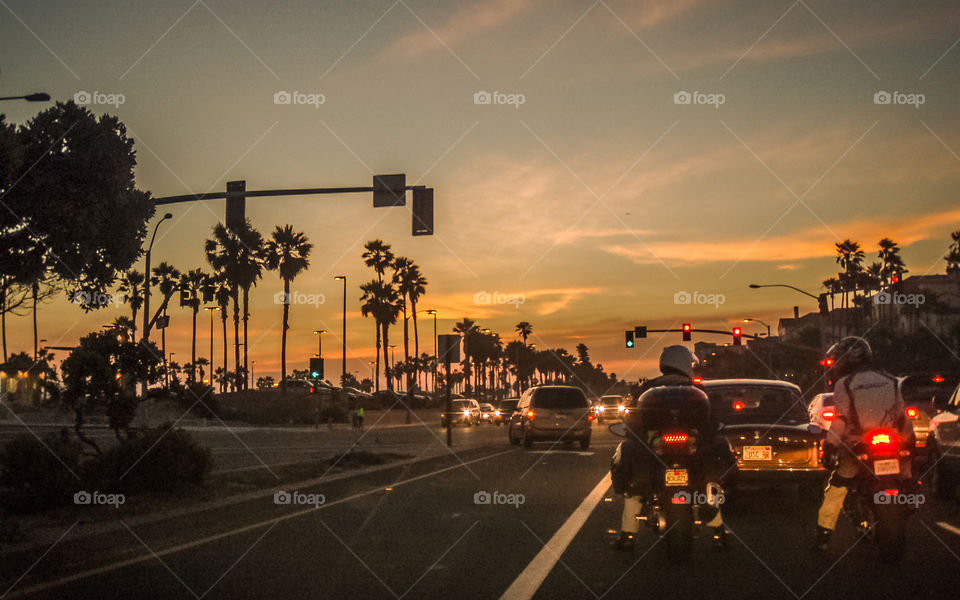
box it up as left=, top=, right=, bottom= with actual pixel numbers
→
left=500, top=400, right=519, bottom=413
left=479, top=405, right=493, bottom=412
left=532, top=388, right=588, bottom=409
left=707, top=386, right=807, bottom=425
left=600, top=396, right=621, bottom=406
left=451, top=400, right=474, bottom=411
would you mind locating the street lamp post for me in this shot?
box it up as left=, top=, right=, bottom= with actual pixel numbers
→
left=368, top=361, right=375, bottom=384
left=143, top=213, right=174, bottom=342
left=251, top=361, right=257, bottom=387
left=313, top=329, right=326, bottom=360
left=334, top=276, right=346, bottom=384
left=743, top=318, right=771, bottom=337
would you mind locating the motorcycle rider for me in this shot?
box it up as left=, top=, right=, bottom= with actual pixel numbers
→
left=610, top=345, right=733, bottom=551
left=814, top=336, right=915, bottom=551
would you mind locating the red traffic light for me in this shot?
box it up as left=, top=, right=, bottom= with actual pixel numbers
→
left=732, top=327, right=742, bottom=336
left=891, top=275, right=899, bottom=283
left=682, top=323, right=692, bottom=332
left=681, top=323, right=692, bottom=341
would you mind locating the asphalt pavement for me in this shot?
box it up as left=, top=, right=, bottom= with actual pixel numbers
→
left=2, top=422, right=960, bottom=599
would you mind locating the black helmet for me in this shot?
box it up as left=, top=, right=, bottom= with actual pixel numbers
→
left=825, top=336, right=873, bottom=378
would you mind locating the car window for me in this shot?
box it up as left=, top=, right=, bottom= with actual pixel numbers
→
left=707, top=386, right=807, bottom=425
left=531, top=388, right=588, bottom=409
left=451, top=400, right=472, bottom=411
left=500, top=400, right=519, bottom=412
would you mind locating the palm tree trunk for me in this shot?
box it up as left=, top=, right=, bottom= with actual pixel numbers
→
left=1, top=284, right=7, bottom=362
left=191, top=305, right=198, bottom=383
left=232, top=288, right=240, bottom=392
left=221, top=312, right=228, bottom=393
left=402, top=297, right=411, bottom=394
left=280, top=279, right=290, bottom=393
left=32, top=282, right=38, bottom=360
left=382, top=322, right=392, bottom=392
left=375, top=320, right=381, bottom=392
left=242, top=285, right=250, bottom=390
left=411, top=298, right=420, bottom=389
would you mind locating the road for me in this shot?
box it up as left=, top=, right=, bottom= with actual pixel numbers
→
left=2, top=423, right=960, bottom=599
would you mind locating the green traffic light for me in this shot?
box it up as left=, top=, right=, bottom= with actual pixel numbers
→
left=311, top=371, right=319, bottom=378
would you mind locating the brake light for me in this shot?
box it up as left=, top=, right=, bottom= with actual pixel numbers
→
left=692, top=376, right=703, bottom=384
left=526, top=409, right=535, bottom=420
left=821, top=409, right=835, bottom=422
left=871, top=433, right=891, bottom=445
left=310, top=387, right=315, bottom=393
left=587, top=413, right=594, bottom=421
left=884, top=489, right=898, bottom=496
left=733, top=401, right=744, bottom=411
left=662, top=433, right=689, bottom=444
left=905, top=407, right=919, bottom=419
left=933, top=375, right=944, bottom=384
left=867, top=429, right=899, bottom=455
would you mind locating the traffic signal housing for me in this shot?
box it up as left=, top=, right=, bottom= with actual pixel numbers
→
left=818, top=294, right=829, bottom=316
left=309, top=357, right=324, bottom=380
left=625, top=331, right=635, bottom=348
left=682, top=323, right=692, bottom=342
left=732, top=327, right=742, bottom=346
left=634, top=326, right=647, bottom=339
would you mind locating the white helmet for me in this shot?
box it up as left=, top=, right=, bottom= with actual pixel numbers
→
left=659, top=345, right=696, bottom=378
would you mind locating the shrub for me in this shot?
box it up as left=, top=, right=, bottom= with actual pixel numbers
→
left=0, top=430, right=83, bottom=513
left=88, top=424, right=211, bottom=495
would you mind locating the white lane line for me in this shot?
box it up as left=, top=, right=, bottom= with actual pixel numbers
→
left=6, top=448, right=516, bottom=599
left=500, top=472, right=612, bottom=600
left=938, top=522, right=960, bottom=537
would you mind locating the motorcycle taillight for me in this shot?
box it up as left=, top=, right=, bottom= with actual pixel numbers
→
left=867, top=429, right=899, bottom=456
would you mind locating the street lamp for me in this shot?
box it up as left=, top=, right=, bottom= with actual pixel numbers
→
left=334, top=275, right=347, bottom=384
left=743, top=318, right=771, bottom=337
left=368, top=360, right=376, bottom=383
left=143, top=213, right=174, bottom=341
left=748, top=283, right=818, bottom=300
left=251, top=360, right=257, bottom=387
left=0, top=93, right=50, bottom=102
left=425, top=309, right=437, bottom=392
left=313, top=329, right=326, bottom=359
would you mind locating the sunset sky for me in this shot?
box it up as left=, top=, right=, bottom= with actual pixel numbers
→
left=2, top=0, right=959, bottom=383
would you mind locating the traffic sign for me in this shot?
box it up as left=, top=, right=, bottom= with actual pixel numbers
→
left=373, top=174, right=406, bottom=207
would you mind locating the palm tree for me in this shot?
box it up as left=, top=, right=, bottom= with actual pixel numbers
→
left=362, top=240, right=394, bottom=388
left=393, top=257, right=427, bottom=395
left=151, top=262, right=182, bottom=377
left=516, top=321, right=533, bottom=345
left=406, top=264, right=428, bottom=385
left=117, top=270, right=145, bottom=340
left=212, top=272, right=232, bottom=392
left=179, top=268, right=209, bottom=383
left=206, top=221, right=264, bottom=390
left=264, top=225, right=313, bottom=393
left=454, top=318, right=477, bottom=395
left=878, top=238, right=907, bottom=285
left=944, top=230, right=960, bottom=278
left=360, top=280, right=400, bottom=392
left=835, top=239, right=865, bottom=309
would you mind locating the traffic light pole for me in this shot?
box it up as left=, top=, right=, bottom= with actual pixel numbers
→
left=640, top=328, right=759, bottom=339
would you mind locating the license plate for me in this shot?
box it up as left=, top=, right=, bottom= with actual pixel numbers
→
left=874, top=459, right=900, bottom=475
left=743, top=446, right=772, bottom=461
left=665, top=469, right=689, bottom=486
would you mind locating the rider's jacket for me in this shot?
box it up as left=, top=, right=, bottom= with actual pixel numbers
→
left=826, top=369, right=914, bottom=450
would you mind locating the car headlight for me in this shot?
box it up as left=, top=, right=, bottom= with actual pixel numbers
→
left=464, top=409, right=470, bottom=416
left=494, top=410, right=501, bottom=416
left=618, top=405, right=625, bottom=412
left=598, top=406, right=605, bottom=412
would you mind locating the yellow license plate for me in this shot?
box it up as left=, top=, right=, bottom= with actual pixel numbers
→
left=665, top=469, right=689, bottom=486
left=743, top=446, right=772, bottom=461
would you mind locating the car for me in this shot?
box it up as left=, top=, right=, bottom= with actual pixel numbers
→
left=701, top=379, right=826, bottom=501
left=807, top=393, right=835, bottom=430
left=441, top=398, right=481, bottom=427
left=508, top=386, right=593, bottom=449
left=898, top=375, right=936, bottom=452
left=594, top=394, right=626, bottom=422
left=928, top=382, right=960, bottom=497
left=495, top=398, right=520, bottom=426
left=478, top=403, right=496, bottom=423
left=343, top=386, right=373, bottom=402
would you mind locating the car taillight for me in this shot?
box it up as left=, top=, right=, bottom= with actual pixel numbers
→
left=821, top=409, right=835, bottom=422
left=662, top=433, right=689, bottom=444
left=884, top=488, right=898, bottom=496
left=526, top=410, right=535, bottom=420
left=905, top=407, right=919, bottom=419
left=733, top=401, right=744, bottom=411
left=587, top=413, right=594, bottom=421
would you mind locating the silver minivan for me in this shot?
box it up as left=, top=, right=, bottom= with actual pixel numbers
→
left=509, top=386, right=592, bottom=449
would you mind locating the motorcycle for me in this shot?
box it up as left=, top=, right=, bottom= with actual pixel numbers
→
left=610, top=385, right=725, bottom=562
left=838, top=427, right=915, bottom=563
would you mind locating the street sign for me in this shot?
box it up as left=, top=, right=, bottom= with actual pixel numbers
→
left=437, top=334, right=461, bottom=364
left=226, top=180, right=246, bottom=232
left=373, top=174, right=406, bottom=207
left=412, top=187, right=434, bottom=236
